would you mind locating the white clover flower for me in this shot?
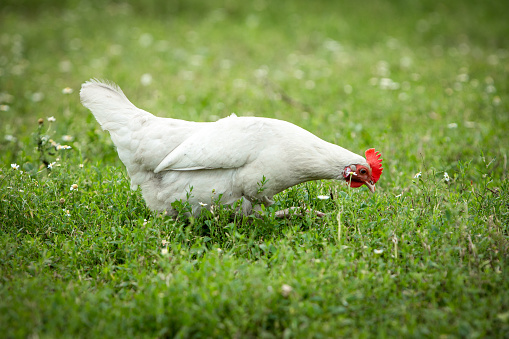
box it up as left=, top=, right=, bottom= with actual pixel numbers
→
left=444, top=172, right=450, bottom=182
left=374, top=249, right=384, bottom=254
left=379, top=78, right=399, bottom=90
left=47, top=116, right=56, bottom=122
left=414, top=172, right=422, bottom=179
left=254, top=67, right=268, bottom=79
left=11, top=163, right=20, bottom=170
left=317, top=195, right=330, bottom=200
left=305, top=80, right=315, bottom=90
left=457, top=73, right=469, bottom=82
left=486, top=85, right=496, bottom=94
left=70, top=184, right=78, bottom=191
left=31, top=92, right=44, bottom=102
left=140, top=73, right=152, bottom=86
left=281, top=284, right=293, bottom=297
left=62, top=87, right=73, bottom=94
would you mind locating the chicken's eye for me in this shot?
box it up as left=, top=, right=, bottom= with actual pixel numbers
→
left=359, top=168, right=367, bottom=175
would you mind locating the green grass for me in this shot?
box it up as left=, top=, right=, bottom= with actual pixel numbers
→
left=1, top=0, right=508, bottom=337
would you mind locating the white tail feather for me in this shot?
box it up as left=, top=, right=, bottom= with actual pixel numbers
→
left=80, top=79, right=151, bottom=131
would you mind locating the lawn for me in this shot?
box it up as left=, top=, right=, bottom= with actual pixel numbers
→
left=1, top=0, right=508, bottom=337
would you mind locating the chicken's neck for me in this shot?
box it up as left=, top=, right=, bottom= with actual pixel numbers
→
left=291, top=141, right=365, bottom=183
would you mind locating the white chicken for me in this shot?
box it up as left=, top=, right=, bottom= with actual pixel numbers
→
left=80, top=79, right=383, bottom=216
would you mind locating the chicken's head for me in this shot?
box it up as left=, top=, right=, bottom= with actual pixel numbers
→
left=343, top=148, right=383, bottom=192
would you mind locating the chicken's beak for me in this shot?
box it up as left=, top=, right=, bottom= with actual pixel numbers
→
left=365, top=180, right=376, bottom=193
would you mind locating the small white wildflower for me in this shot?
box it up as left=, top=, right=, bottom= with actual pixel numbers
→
left=161, top=247, right=169, bottom=255
left=64, top=209, right=71, bottom=217
left=400, top=56, right=412, bottom=68
left=444, top=172, right=450, bottom=182
left=57, top=145, right=72, bottom=150
left=293, top=69, right=304, bottom=79
left=486, top=85, right=496, bottom=94
left=233, top=78, right=246, bottom=89
left=180, top=70, right=194, bottom=81
left=79, top=163, right=84, bottom=168
left=395, top=193, right=402, bottom=198
left=323, top=39, right=342, bottom=52
left=305, top=80, right=315, bottom=90
left=281, top=284, right=293, bottom=297
left=11, top=163, right=20, bottom=170
left=59, top=60, right=72, bottom=72
left=47, top=116, right=56, bottom=122
left=398, top=92, right=409, bottom=101
left=457, top=73, right=469, bottom=82
left=31, top=92, right=44, bottom=102
left=411, top=73, right=421, bottom=81
left=379, top=78, right=399, bottom=90
left=447, top=123, right=458, bottom=129
left=254, top=67, right=268, bottom=79
left=345, top=167, right=357, bottom=177
left=140, top=73, right=153, bottom=86
left=374, top=249, right=384, bottom=254
left=198, top=202, right=208, bottom=207
left=139, top=33, right=153, bottom=47
left=62, top=135, right=74, bottom=142
left=414, top=172, right=422, bottom=179
left=62, top=87, right=73, bottom=94
left=217, top=248, right=223, bottom=254
left=4, top=135, right=15, bottom=142
left=70, top=184, right=78, bottom=191
left=317, top=195, right=330, bottom=200
left=47, top=162, right=56, bottom=169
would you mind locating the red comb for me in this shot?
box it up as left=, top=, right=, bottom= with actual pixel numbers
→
left=365, top=148, right=383, bottom=183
